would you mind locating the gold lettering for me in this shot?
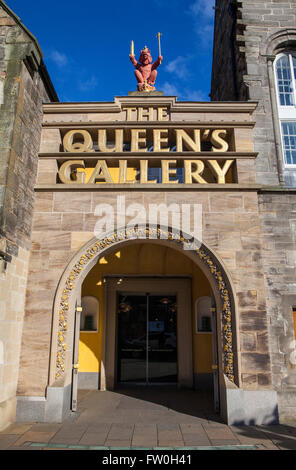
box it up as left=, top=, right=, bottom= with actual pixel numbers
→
left=201, top=129, right=210, bottom=141
left=162, top=160, right=178, bottom=184
left=57, top=158, right=236, bottom=185
left=153, top=129, right=169, bottom=152
left=131, top=129, right=147, bottom=152
left=63, top=130, right=94, bottom=153
left=88, top=160, right=113, bottom=183
left=138, top=107, right=154, bottom=121
left=140, top=160, right=157, bottom=184
left=184, top=160, right=207, bottom=184
left=176, top=129, right=201, bottom=152
left=211, top=129, right=229, bottom=152
left=118, top=160, right=127, bottom=183
left=122, top=107, right=136, bottom=121
left=98, top=129, right=123, bottom=153
left=157, top=107, right=168, bottom=121
left=58, top=160, right=86, bottom=184
left=207, top=159, right=234, bottom=184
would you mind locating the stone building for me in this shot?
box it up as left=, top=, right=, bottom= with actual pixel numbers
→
left=211, top=0, right=296, bottom=423
left=0, top=1, right=57, bottom=430
left=0, top=0, right=296, bottom=432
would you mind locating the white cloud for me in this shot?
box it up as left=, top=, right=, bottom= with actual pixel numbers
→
left=160, top=82, right=179, bottom=96
left=159, top=81, right=209, bottom=101
left=188, top=0, right=215, bottom=46
left=189, top=0, right=215, bottom=19
left=165, top=56, right=191, bottom=80
left=50, top=50, right=68, bottom=68
left=78, top=75, right=98, bottom=92
left=183, top=88, right=208, bottom=101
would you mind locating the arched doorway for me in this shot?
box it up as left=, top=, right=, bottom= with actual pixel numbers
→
left=49, top=225, right=238, bottom=420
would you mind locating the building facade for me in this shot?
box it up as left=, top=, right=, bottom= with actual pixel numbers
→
left=0, top=1, right=57, bottom=430
left=211, top=0, right=296, bottom=422
left=0, top=0, right=296, bottom=431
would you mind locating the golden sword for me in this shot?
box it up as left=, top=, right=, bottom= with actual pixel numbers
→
left=156, top=32, right=162, bottom=64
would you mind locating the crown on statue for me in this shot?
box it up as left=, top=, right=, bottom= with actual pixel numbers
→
left=141, top=46, right=150, bottom=54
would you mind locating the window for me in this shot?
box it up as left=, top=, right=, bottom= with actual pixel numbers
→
left=293, top=307, right=296, bottom=340
left=275, top=54, right=296, bottom=106
left=195, top=296, right=212, bottom=333
left=281, top=122, right=296, bottom=165
left=274, top=53, right=296, bottom=167
left=80, top=296, right=99, bottom=332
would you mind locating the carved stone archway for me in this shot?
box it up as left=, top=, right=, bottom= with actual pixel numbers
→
left=50, top=225, right=238, bottom=389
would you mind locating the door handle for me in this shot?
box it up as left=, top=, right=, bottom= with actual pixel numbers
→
left=212, top=364, right=218, bottom=370
left=73, top=363, right=79, bottom=369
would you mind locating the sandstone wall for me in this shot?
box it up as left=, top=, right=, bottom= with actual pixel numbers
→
left=0, top=3, right=57, bottom=430
left=18, top=187, right=273, bottom=396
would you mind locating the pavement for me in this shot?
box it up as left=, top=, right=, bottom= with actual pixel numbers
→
left=1, top=388, right=296, bottom=450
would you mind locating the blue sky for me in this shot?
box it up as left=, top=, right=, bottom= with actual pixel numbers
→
left=6, top=0, right=215, bottom=102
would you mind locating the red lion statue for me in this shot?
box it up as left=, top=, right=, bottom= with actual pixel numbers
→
left=129, top=46, right=163, bottom=91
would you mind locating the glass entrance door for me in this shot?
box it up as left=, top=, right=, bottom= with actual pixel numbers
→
left=117, top=293, right=177, bottom=384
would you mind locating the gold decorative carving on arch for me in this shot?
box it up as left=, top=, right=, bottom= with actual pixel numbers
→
left=55, top=227, right=235, bottom=383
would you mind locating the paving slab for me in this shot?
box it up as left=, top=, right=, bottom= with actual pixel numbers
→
left=1, top=423, right=33, bottom=435
left=104, top=440, right=131, bottom=447
left=132, top=424, right=158, bottom=447
left=2, top=390, right=296, bottom=450
left=86, top=424, right=111, bottom=433
left=203, top=426, right=237, bottom=441
left=13, top=431, right=57, bottom=447
left=30, top=424, right=62, bottom=433
left=181, top=433, right=211, bottom=446
left=210, top=439, right=241, bottom=446
left=107, top=423, right=134, bottom=440
left=49, top=425, right=87, bottom=444
left=183, top=438, right=212, bottom=446
left=276, top=440, right=296, bottom=450
left=0, top=435, right=21, bottom=449
left=79, top=432, right=109, bottom=446
left=180, top=423, right=205, bottom=432
left=157, top=424, right=184, bottom=446
left=132, top=438, right=158, bottom=447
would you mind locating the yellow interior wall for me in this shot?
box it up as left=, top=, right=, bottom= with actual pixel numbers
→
left=79, top=243, right=213, bottom=374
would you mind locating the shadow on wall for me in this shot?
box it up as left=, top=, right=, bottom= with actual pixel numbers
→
left=232, top=405, right=279, bottom=427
